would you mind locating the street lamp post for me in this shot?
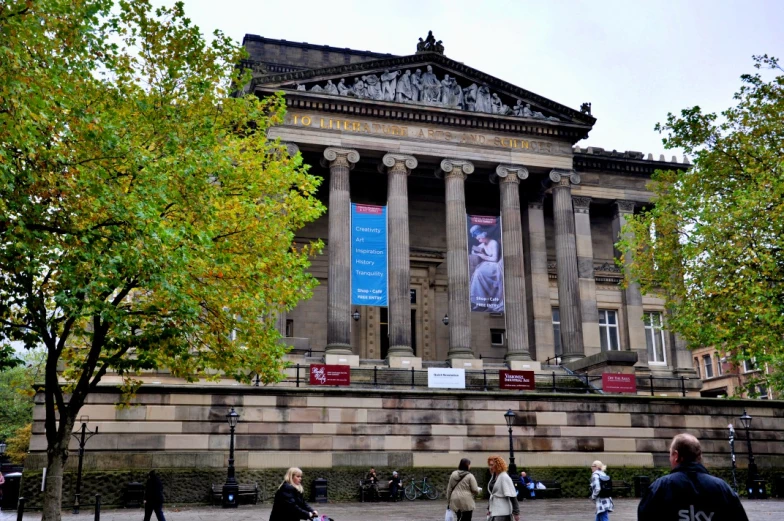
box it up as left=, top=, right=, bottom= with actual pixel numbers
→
left=504, top=410, right=517, bottom=478
left=728, top=424, right=738, bottom=492
left=738, top=409, right=760, bottom=497
left=222, top=407, right=240, bottom=508
left=71, top=421, right=99, bottom=514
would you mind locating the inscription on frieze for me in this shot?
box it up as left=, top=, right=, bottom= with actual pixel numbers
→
left=285, top=113, right=572, bottom=155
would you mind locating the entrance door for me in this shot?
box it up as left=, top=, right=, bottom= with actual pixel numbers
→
left=379, top=308, right=417, bottom=358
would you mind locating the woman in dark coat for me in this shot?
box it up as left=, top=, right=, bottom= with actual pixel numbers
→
left=269, top=467, right=319, bottom=521
left=143, top=470, right=166, bottom=521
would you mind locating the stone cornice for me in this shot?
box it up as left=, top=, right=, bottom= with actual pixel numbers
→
left=253, top=52, right=595, bottom=127
left=574, top=152, right=689, bottom=177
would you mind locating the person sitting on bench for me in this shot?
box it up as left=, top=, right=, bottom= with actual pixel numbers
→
left=388, top=471, right=402, bottom=501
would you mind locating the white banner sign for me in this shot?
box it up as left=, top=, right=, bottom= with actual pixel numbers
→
left=427, top=368, right=466, bottom=389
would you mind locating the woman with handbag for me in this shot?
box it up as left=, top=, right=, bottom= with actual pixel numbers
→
left=446, top=458, right=481, bottom=521
left=269, top=467, right=319, bottom=521
left=486, top=455, right=520, bottom=521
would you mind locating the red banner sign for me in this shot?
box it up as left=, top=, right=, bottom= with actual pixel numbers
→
left=499, top=370, right=536, bottom=390
left=602, top=373, right=637, bottom=393
left=309, top=364, right=351, bottom=386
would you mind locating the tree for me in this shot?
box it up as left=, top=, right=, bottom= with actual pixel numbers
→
left=0, top=349, right=44, bottom=442
left=0, top=1, right=324, bottom=519
left=619, top=55, right=784, bottom=394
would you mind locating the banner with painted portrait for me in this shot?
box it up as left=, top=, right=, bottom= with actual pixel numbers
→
left=467, top=215, right=504, bottom=312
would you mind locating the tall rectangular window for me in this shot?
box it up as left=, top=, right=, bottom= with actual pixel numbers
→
left=644, top=311, right=667, bottom=364
left=693, top=358, right=701, bottom=379
left=716, top=353, right=724, bottom=376
left=599, top=309, right=620, bottom=351
left=744, top=358, right=756, bottom=373
left=702, top=354, right=713, bottom=378
left=552, top=308, right=562, bottom=356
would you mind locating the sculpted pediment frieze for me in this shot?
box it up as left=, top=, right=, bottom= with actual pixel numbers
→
left=253, top=53, right=595, bottom=128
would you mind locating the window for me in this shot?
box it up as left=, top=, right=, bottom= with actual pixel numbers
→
left=693, top=358, right=701, bottom=379
left=716, top=353, right=724, bottom=376
left=491, top=329, right=506, bottom=346
left=743, top=358, right=756, bottom=373
left=643, top=311, right=667, bottom=364
left=702, top=355, right=713, bottom=379
left=285, top=319, right=294, bottom=338
left=599, top=309, right=620, bottom=351
left=552, top=308, right=562, bottom=355
left=757, top=385, right=770, bottom=400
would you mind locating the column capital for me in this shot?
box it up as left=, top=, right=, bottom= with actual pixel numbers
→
left=321, top=147, right=360, bottom=169
left=436, top=158, right=474, bottom=179
left=613, top=199, right=636, bottom=215
left=549, top=169, right=580, bottom=186
left=495, top=164, right=529, bottom=183
left=379, top=153, right=418, bottom=174
left=283, top=142, right=300, bottom=157
left=573, top=196, right=592, bottom=214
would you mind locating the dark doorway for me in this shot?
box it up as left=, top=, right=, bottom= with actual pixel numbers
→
left=380, top=307, right=389, bottom=359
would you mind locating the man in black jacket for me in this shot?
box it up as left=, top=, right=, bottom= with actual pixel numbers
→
left=144, top=470, right=166, bottom=521
left=638, top=433, right=748, bottom=521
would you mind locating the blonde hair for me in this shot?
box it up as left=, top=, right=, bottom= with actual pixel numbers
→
left=281, top=467, right=304, bottom=493
left=487, top=455, right=509, bottom=473
left=591, top=460, right=607, bottom=472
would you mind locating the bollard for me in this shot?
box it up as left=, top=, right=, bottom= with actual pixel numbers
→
left=94, top=494, right=101, bottom=521
left=373, top=365, right=378, bottom=387
left=483, top=369, right=487, bottom=391
left=551, top=371, right=556, bottom=393
left=650, top=375, right=655, bottom=396
left=681, top=376, right=686, bottom=397
left=296, top=363, right=300, bottom=387
left=17, top=497, right=26, bottom=521
left=410, top=367, right=415, bottom=389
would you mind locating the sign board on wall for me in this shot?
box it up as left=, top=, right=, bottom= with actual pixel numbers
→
left=427, top=368, right=466, bottom=389
left=499, top=370, right=536, bottom=390
left=602, top=373, right=637, bottom=393
left=310, top=364, right=351, bottom=386
left=351, top=204, right=388, bottom=306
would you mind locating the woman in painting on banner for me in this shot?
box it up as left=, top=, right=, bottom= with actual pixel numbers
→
left=468, top=224, right=504, bottom=312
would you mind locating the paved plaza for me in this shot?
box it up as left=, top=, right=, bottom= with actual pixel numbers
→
left=3, top=498, right=783, bottom=521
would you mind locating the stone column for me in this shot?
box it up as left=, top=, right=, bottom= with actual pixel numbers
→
left=549, top=169, right=584, bottom=361
left=496, top=165, right=532, bottom=361
left=572, top=196, right=601, bottom=356
left=321, top=147, right=360, bottom=354
left=380, top=153, right=418, bottom=357
left=612, top=200, right=649, bottom=371
left=437, top=159, right=475, bottom=361
left=524, top=194, right=555, bottom=361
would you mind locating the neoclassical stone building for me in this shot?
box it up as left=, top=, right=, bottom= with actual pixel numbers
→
left=245, top=33, right=696, bottom=381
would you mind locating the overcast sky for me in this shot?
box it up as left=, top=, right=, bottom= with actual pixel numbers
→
left=154, top=0, right=782, bottom=159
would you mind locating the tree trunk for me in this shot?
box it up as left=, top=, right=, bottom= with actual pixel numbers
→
left=41, top=418, right=74, bottom=521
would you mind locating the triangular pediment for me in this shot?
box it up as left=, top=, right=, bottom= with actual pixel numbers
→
left=252, top=52, right=595, bottom=128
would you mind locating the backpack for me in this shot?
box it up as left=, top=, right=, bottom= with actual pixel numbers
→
left=598, top=474, right=612, bottom=498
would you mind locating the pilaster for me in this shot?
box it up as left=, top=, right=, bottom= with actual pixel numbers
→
left=524, top=194, right=555, bottom=362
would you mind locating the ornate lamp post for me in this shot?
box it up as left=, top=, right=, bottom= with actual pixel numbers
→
left=738, top=409, right=759, bottom=497
left=504, top=409, right=518, bottom=477
left=71, top=420, right=99, bottom=514
left=222, top=407, right=240, bottom=508
left=728, top=424, right=738, bottom=492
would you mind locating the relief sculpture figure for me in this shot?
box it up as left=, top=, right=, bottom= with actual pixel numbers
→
left=363, top=74, right=383, bottom=100
left=353, top=77, right=367, bottom=99
left=380, top=69, right=400, bottom=101
left=421, top=65, right=442, bottom=104
left=411, top=69, right=423, bottom=102
left=395, top=70, right=414, bottom=102
left=324, top=79, right=338, bottom=95
left=310, top=84, right=323, bottom=93
left=337, top=78, right=353, bottom=96
left=441, top=75, right=463, bottom=109
left=491, top=93, right=510, bottom=115
left=463, top=83, right=478, bottom=111
left=475, top=84, right=492, bottom=113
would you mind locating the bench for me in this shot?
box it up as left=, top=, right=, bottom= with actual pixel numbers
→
left=210, top=483, right=260, bottom=505
left=523, top=480, right=561, bottom=499
left=359, top=479, right=403, bottom=502
left=610, top=480, right=632, bottom=498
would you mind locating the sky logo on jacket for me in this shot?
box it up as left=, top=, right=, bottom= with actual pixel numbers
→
left=678, top=506, right=714, bottom=521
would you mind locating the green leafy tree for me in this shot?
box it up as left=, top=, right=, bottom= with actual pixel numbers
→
left=619, top=55, right=784, bottom=394
left=0, top=349, right=44, bottom=442
left=0, top=1, right=324, bottom=518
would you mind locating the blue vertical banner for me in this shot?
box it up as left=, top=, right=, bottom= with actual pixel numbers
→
left=351, top=204, right=388, bottom=306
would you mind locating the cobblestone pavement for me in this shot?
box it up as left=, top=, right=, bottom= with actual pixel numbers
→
left=2, top=498, right=783, bottom=521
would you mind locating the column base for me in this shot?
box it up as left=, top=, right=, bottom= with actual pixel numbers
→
left=388, top=356, right=422, bottom=369
left=387, top=345, right=415, bottom=358
left=325, top=354, right=360, bottom=367
left=325, top=343, right=352, bottom=355
left=504, top=352, right=533, bottom=362
left=449, top=358, right=483, bottom=369
left=508, top=360, right=542, bottom=372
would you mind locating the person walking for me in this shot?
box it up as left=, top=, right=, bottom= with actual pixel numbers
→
left=143, top=470, right=166, bottom=521
left=446, top=458, right=480, bottom=521
left=486, top=455, right=519, bottom=521
left=589, top=461, right=613, bottom=521
left=269, top=467, right=319, bottom=521
left=639, top=433, right=748, bottom=521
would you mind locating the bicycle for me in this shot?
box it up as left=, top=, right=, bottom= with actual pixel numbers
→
left=404, top=476, right=440, bottom=500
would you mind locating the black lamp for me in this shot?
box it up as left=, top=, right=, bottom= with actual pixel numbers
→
left=504, top=409, right=518, bottom=477
left=222, top=407, right=240, bottom=508
left=352, top=309, right=361, bottom=321
left=442, top=314, right=449, bottom=326
left=739, top=408, right=762, bottom=498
